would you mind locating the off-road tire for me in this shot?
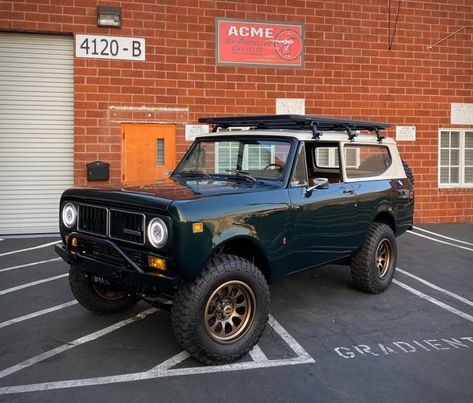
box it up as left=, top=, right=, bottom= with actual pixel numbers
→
left=350, top=223, right=397, bottom=294
left=171, top=254, right=270, bottom=365
left=402, top=159, right=414, bottom=185
left=69, top=266, right=138, bottom=314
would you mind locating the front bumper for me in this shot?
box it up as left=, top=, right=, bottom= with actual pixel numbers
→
left=55, top=232, right=179, bottom=290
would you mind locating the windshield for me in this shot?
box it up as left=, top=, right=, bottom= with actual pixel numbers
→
left=173, top=138, right=292, bottom=182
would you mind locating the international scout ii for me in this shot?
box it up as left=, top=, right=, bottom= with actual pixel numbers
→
left=56, top=115, right=414, bottom=364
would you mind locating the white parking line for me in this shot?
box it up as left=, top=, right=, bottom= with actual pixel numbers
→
left=407, top=231, right=473, bottom=253
left=0, top=314, right=315, bottom=395
left=0, top=258, right=62, bottom=274
left=249, top=345, right=268, bottom=362
left=0, top=355, right=316, bottom=395
left=397, top=268, right=473, bottom=307
left=268, top=316, right=314, bottom=361
left=0, top=241, right=60, bottom=257
left=0, top=274, right=68, bottom=296
left=148, top=351, right=190, bottom=372
left=0, top=308, right=158, bottom=381
left=0, top=301, right=78, bottom=330
left=413, top=226, right=473, bottom=247
left=393, top=279, right=473, bottom=323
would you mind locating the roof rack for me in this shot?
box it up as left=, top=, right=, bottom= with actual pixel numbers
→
left=198, top=114, right=389, bottom=142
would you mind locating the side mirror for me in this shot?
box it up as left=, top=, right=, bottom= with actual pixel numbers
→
left=303, top=177, right=329, bottom=196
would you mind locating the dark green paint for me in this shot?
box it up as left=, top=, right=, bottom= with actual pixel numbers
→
left=57, top=137, right=414, bottom=290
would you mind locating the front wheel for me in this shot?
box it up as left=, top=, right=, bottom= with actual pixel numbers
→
left=69, top=267, right=138, bottom=314
left=350, top=223, right=397, bottom=293
left=171, top=254, right=270, bottom=365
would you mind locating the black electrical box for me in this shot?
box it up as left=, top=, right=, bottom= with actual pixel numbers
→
left=86, top=161, right=110, bottom=181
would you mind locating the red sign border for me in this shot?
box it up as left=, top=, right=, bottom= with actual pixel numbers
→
left=215, top=18, right=305, bottom=69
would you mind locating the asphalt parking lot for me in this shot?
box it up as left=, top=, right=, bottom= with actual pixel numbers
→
left=0, top=224, right=472, bottom=402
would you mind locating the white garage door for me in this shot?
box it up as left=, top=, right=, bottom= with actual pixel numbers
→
left=0, top=33, right=74, bottom=235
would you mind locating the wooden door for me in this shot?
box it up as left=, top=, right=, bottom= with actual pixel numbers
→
left=122, top=124, right=176, bottom=186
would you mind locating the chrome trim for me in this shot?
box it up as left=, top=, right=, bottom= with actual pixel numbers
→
left=62, top=203, right=77, bottom=229
left=147, top=217, right=168, bottom=248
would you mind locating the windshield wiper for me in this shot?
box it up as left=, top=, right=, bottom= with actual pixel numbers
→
left=225, top=169, right=257, bottom=184
left=173, top=170, right=211, bottom=179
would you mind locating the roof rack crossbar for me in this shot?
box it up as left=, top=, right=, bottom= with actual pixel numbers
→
left=198, top=115, right=390, bottom=138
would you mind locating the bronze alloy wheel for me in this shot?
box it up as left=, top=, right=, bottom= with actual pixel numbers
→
left=92, top=277, right=126, bottom=301
left=69, top=267, right=138, bottom=313
left=171, top=254, right=270, bottom=364
left=376, top=238, right=393, bottom=279
left=204, top=280, right=256, bottom=344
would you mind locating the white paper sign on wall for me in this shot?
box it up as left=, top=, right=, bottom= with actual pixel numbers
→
left=185, top=125, right=209, bottom=141
left=451, top=103, right=473, bottom=124
left=276, top=98, right=305, bottom=115
left=396, top=126, right=416, bottom=141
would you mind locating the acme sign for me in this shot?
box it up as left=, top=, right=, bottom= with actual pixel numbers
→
left=216, top=18, right=304, bottom=68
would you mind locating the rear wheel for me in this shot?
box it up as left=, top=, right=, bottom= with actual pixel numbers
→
left=350, top=223, right=397, bottom=293
left=171, top=254, right=270, bottom=365
left=69, top=267, right=138, bottom=314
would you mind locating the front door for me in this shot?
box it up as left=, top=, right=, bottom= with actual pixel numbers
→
left=288, top=184, right=359, bottom=272
left=122, top=124, right=176, bottom=186
left=288, top=141, right=360, bottom=273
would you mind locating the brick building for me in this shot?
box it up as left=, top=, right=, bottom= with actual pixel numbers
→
left=0, top=0, right=472, bottom=234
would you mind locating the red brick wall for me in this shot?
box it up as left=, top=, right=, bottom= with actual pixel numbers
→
left=1, top=0, right=472, bottom=223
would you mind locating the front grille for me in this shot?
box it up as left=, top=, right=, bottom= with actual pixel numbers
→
left=78, top=205, right=108, bottom=236
left=109, top=209, right=145, bottom=245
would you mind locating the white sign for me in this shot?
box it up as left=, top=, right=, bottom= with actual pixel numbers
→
left=451, top=103, right=473, bottom=124
left=276, top=98, right=305, bottom=115
left=75, top=34, right=145, bottom=61
left=185, top=124, right=209, bottom=141
left=396, top=126, right=416, bottom=141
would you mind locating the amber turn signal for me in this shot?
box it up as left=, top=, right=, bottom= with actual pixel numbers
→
left=71, top=237, right=78, bottom=247
left=192, top=222, right=204, bottom=233
left=148, top=256, right=166, bottom=271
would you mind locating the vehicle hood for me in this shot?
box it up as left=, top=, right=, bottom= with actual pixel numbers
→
left=62, top=178, right=279, bottom=211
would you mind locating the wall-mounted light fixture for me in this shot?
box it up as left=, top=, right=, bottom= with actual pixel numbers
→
left=97, top=6, right=121, bottom=28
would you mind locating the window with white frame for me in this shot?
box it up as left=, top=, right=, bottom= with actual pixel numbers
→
left=439, top=129, right=473, bottom=188
left=215, top=142, right=274, bottom=173
left=345, top=145, right=391, bottom=179
left=315, top=147, right=360, bottom=169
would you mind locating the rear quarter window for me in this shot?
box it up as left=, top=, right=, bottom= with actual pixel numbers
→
left=345, top=145, right=392, bottom=178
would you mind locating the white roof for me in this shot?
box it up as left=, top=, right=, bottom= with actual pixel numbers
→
left=197, top=128, right=396, bottom=144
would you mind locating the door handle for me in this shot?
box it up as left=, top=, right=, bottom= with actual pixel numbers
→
left=342, top=188, right=355, bottom=194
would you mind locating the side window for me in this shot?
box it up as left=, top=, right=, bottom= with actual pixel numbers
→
left=291, top=143, right=308, bottom=186
left=345, top=145, right=392, bottom=178
left=312, top=144, right=342, bottom=183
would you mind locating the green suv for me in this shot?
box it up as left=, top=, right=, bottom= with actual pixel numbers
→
left=56, top=115, right=414, bottom=365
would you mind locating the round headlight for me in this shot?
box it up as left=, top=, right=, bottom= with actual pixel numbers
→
left=147, top=218, right=168, bottom=248
left=62, top=203, right=77, bottom=228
